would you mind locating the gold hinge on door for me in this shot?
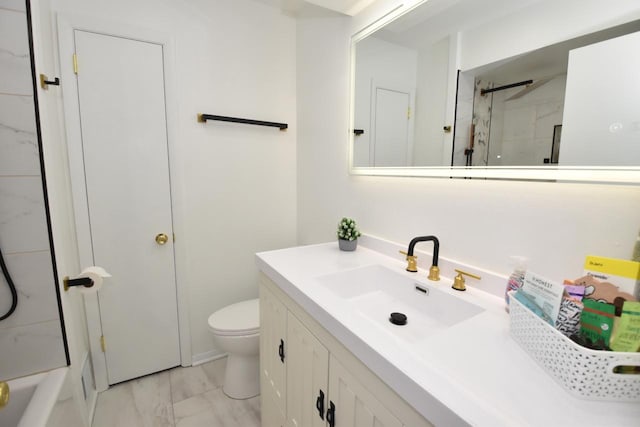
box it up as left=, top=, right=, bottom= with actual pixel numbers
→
left=407, top=107, right=411, bottom=119
left=72, top=53, right=78, bottom=74
left=100, top=335, right=106, bottom=352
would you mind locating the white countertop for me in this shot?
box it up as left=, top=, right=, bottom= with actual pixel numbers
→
left=256, top=237, right=640, bottom=427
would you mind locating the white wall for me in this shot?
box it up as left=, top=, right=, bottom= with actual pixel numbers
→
left=560, top=31, right=640, bottom=166
left=40, top=0, right=298, bottom=366
left=413, top=37, right=449, bottom=166
left=0, top=0, right=67, bottom=381
left=353, top=36, right=417, bottom=166
left=296, top=1, right=640, bottom=288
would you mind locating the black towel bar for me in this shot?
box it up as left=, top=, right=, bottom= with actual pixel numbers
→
left=198, top=113, right=287, bottom=130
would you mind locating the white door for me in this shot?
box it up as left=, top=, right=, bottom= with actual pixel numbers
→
left=372, top=87, right=411, bottom=167
left=74, top=30, right=180, bottom=384
left=286, top=312, right=329, bottom=427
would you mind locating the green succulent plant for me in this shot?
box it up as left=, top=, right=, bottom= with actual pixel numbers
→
left=337, top=217, right=361, bottom=241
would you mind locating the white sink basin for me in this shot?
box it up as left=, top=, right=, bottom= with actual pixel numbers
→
left=317, top=265, right=484, bottom=342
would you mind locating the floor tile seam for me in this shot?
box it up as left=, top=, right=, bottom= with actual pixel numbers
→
left=167, top=369, right=177, bottom=426
left=172, top=389, right=219, bottom=422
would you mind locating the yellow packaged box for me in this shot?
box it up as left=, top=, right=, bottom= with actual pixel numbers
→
left=584, top=255, right=640, bottom=300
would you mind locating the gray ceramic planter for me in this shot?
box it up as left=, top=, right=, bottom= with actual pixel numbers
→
left=338, top=238, right=357, bottom=251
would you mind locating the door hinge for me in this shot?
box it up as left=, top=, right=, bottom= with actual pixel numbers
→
left=100, top=335, right=106, bottom=352
left=72, top=53, right=78, bottom=74
left=173, top=233, right=176, bottom=242
left=407, top=107, right=411, bottom=119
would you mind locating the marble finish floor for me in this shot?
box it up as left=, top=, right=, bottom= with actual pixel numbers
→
left=92, top=357, right=260, bottom=427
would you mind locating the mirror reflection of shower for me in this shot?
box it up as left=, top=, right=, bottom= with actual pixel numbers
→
left=465, top=74, right=566, bottom=167
left=453, top=19, right=640, bottom=168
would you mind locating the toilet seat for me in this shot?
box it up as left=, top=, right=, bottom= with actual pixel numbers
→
left=208, top=298, right=259, bottom=336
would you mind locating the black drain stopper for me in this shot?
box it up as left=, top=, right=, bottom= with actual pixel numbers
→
left=389, top=312, right=407, bottom=326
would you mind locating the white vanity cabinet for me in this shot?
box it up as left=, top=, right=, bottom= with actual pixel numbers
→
left=259, top=274, right=433, bottom=427
left=260, top=282, right=288, bottom=424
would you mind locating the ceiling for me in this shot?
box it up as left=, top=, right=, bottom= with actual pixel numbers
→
left=249, top=0, right=376, bottom=16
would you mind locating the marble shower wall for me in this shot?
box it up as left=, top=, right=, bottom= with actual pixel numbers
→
left=472, top=78, right=493, bottom=166
left=0, top=0, right=67, bottom=380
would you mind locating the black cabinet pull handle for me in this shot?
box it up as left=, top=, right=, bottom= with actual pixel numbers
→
left=278, top=339, right=285, bottom=363
left=326, top=400, right=336, bottom=427
left=316, top=389, right=325, bottom=420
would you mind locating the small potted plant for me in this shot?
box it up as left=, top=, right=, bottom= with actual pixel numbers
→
left=337, top=217, right=361, bottom=251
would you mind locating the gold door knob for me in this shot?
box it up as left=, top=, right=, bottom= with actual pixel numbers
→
left=0, top=381, right=9, bottom=409
left=155, top=233, right=169, bottom=245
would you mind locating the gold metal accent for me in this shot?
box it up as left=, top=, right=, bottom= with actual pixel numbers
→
left=399, top=250, right=418, bottom=272
left=155, top=233, right=169, bottom=245
left=0, top=381, right=9, bottom=409
left=407, top=107, right=411, bottom=119
left=428, top=265, right=440, bottom=281
left=443, top=125, right=452, bottom=133
left=173, top=233, right=176, bottom=242
left=100, top=335, right=106, bottom=352
left=63, top=276, right=70, bottom=292
left=452, top=269, right=482, bottom=291
left=72, top=53, right=78, bottom=74
left=40, top=74, right=48, bottom=90
left=197, top=113, right=205, bottom=123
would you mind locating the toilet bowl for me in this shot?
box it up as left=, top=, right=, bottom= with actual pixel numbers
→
left=208, top=298, right=260, bottom=399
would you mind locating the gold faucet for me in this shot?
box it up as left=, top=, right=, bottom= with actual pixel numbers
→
left=0, top=381, right=9, bottom=409
left=399, top=250, right=418, bottom=272
left=452, top=269, right=481, bottom=291
left=401, top=236, right=441, bottom=281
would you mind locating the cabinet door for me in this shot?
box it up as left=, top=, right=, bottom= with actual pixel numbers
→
left=328, top=355, right=403, bottom=427
left=286, top=312, right=329, bottom=427
left=262, top=388, right=287, bottom=427
left=260, top=286, right=288, bottom=418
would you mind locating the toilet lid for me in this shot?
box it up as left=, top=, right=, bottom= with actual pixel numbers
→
left=208, top=298, right=260, bottom=336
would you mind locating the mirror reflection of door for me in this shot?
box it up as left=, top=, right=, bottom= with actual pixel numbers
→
left=371, top=86, right=413, bottom=166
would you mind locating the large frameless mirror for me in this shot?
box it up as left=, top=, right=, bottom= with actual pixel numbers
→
left=349, top=0, right=640, bottom=183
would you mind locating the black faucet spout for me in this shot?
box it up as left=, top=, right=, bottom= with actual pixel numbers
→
left=407, top=235, right=440, bottom=266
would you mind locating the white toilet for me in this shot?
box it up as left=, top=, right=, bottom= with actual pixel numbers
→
left=207, top=298, right=260, bottom=399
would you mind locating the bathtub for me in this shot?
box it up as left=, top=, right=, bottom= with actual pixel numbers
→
left=0, top=367, right=68, bottom=427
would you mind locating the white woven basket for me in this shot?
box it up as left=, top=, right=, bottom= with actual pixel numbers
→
left=509, top=292, right=640, bottom=401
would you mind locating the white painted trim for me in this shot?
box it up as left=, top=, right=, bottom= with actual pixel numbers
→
left=80, top=351, right=98, bottom=425
left=191, top=351, right=227, bottom=367
left=55, top=12, right=191, bottom=391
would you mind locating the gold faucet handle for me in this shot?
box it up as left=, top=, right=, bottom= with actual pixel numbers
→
left=428, top=265, right=440, bottom=281
left=452, top=269, right=481, bottom=291
left=0, top=381, right=9, bottom=409
left=398, top=250, right=418, bottom=272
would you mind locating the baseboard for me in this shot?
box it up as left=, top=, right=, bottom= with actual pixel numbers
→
left=191, top=350, right=227, bottom=366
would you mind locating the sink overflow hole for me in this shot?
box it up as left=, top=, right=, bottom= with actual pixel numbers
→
left=415, top=284, right=429, bottom=295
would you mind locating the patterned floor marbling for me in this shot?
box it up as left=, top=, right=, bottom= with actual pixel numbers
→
left=92, top=357, right=260, bottom=427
